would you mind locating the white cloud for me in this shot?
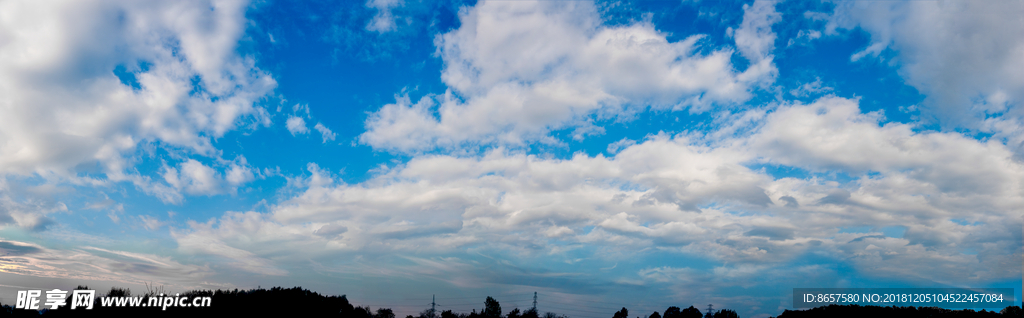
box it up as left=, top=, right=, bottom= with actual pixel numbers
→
left=728, top=0, right=781, bottom=84
left=365, top=0, right=404, bottom=33
left=138, top=215, right=165, bottom=231
left=181, top=95, right=1022, bottom=286
left=171, top=211, right=301, bottom=276
left=284, top=103, right=335, bottom=143
left=152, top=157, right=256, bottom=202
left=0, top=240, right=214, bottom=291
left=314, top=122, right=337, bottom=143
left=172, top=141, right=772, bottom=271
left=286, top=116, right=309, bottom=135
left=0, top=0, right=275, bottom=208
left=361, top=0, right=769, bottom=153
left=225, top=163, right=255, bottom=186
left=733, top=0, right=781, bottom=61
left=788, top=77, right=832, bottom=97
left=162, top=159, right=221, bottom=197
left=0, top=180, right=65, bottom=231
left=606, top=138, right=636, bottom=154
left=748, top=97, right=1024, bottom=199
left=827, top=0, right=1024, bottom=150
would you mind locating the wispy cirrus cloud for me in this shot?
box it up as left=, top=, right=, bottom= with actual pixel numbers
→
left=0, top=240, right=213, bottom=290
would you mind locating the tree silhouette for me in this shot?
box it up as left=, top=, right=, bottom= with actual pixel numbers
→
left=649, top=311, right=661, bottom=318
left=680, top=306, right=702, bottom=318
left=522, top=307, right=540, bottom=318
left=613, top=307, right=629, bottom=318
left=663, top=306, right=681, bottom=318
left=484, top=297, right=502, bottom=318
left=776, top=303, right=1022, bottom=318
left=508, top=308, right=522, bottom=318
left=544, top=312, right=568, bottom=318
left=1001, top=305, right=1022, bottom=317
left=354, top=306, right=374, bottom=318
left=376, top=308, right=396, bottom=318
left=712, top=309, right=738, bottom=318
left=105, top=287, right=130, bottom=297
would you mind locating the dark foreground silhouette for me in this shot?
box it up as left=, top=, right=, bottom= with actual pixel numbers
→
left=775, top=303, right=1022, bottom=318
left=1, top=286, right=1020, bottom=318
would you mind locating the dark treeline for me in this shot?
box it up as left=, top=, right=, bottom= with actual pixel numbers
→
left=1, top=286, right=356, bottom=317
left=775, top=303, right=1023, bottom=318
left=632, top=305, right=739, bottom=318
left=1, top=286, right=1021, bottom=318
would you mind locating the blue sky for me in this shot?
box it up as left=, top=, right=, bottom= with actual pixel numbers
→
left=0, top=0, right=1021, bottom=317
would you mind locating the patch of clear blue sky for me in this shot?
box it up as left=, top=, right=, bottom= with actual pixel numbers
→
left=837, top=226, right=872, bottom=234
left=237, top=0, right=469, bottom=183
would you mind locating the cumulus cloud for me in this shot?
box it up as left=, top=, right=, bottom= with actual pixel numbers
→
left=225, top=162, right=256, bottom=186
left=152, top=157, right=257, bottom=203
left=361, top=0, right=770, bottom=153
left=748, top=96, right=1024, bottom=199
left=172, top=139, right=773, bottom=274
left=0, top=0, right=275, bottom=208
left=178, top=95, right=1021, bottom=286
left=728, top=0, right=781, bottom=84
left=164, top=160, right=221, bottom=195
left=827, top=0, right=1024, bottom=151
left=286, top=116, right=309, bottom=135
left=284, top=103, right=336, bottom=143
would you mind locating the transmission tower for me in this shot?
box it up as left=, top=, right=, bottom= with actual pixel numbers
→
left=533, top=292, right=538, bottom=310
left=704, top=304, right=714, bottom=318
left=431, top=294, right=437, bottom=318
